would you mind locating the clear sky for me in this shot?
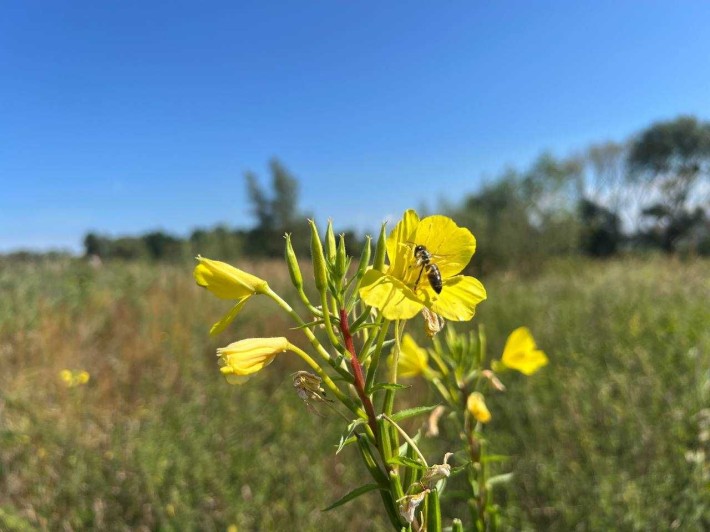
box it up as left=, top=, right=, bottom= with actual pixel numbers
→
left=2, top=1, right=710, bottom=252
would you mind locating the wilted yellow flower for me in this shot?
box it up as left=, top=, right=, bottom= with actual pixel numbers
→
left=359, top=210, right=486, bottom=321
left=391, top=333, right=430, bottom=379
left=422, top=307, right=445, bottom=337
left=467, top=392, right=491, bottom=423
left=501, top=327, right=548, bottom=375
left=217, top=337, right=290, bottom=384
left=194, top=256, right=269, bottom=335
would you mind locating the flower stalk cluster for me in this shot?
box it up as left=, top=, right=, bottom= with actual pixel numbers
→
left=193, top=209, right=543, bottom=530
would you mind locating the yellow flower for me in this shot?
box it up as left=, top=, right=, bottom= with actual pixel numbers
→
left=193, top=256, right=269, bottom=335
left=391, top=333, right=431, bottom=379
left=58, top=369, right=90, bottom=388
left=217, top=337, right=290, bottom=384
left=467, top=392, right=491, bottom=423
left=59, top=369, right=74, bottom=387
left=359, top=210, right=486, bottom=320
left=501, top=327, right=548, bottom=375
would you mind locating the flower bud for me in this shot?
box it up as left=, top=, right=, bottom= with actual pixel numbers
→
left=467, top=392, right=491, bottom=424
left=283, top=234, right=303, bottom=290
left=373, top=222, right=387, bottom=271
left=217, top=337, right=290, bottom=384
left=325, top=219, right=337, bottom=263
left=194, top=256, right=268, bottom=299
left=334, top=233, right=348, bottom=281
left=308, top=220, right=328, bottom=293
left=355, top=235, right=371, bottom=281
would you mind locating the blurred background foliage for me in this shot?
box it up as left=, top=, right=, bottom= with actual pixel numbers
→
left=1, top=114, right=709, bottom=530
left=68, top=115, right=710, bottom=269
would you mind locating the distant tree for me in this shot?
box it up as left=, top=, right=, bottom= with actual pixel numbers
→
left=142, top=231, right=182, bottom=261
left=244, top=159, right=307, bottom=256
left=84, top=232, right=108, bottom=257
left=628, top=116, right=710, bottom=252
left=579, top=198, right=622, bottom=257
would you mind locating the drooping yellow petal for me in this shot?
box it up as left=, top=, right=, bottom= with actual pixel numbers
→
left=431, top=275, right=487, bottom=321
left=194, top=256, right=268, bottom=300
left=385, top=209, right=420, bottom=280
left=217, top=337, right=290, bottom=384
left=501, top=327, right=548, bottom=375
left=359, top=269, right=425, bottom=320
left=411, top=215, right=476, bottom=278
left=391, top=333, right=429, bottom=379
left=467, top=392, right=491, bottom=423
left=209, top=297, right=250, bottom=336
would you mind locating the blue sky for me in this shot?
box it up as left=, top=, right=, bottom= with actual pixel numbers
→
left=2, top=1, right=710, bottom=252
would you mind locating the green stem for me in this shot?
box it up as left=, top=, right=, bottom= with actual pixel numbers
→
left=365, top=318, right=390, bottom=392
left=286, top=343, right=362, bottom=417
left=264, top=287, right=351, bottom=381
left=381, top=414, right=428, bottom=467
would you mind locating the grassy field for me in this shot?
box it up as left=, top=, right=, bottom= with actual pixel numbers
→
left=0, top=256, right=708, bottom=530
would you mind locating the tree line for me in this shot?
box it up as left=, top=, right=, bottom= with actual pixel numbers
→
left=82, top=116, right=710, bottom=269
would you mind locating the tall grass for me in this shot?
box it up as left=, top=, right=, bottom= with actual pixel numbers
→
left=0, top=257, right=708, bottom=530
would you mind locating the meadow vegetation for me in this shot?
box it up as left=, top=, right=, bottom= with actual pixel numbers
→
left=0, top=255, right=707, bottom=530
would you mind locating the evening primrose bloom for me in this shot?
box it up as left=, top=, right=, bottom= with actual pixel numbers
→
left=467, top=392, right=491, bottom=424
left=217, top=337, right=290, bottom=384
left=501, top=327, right=548, bottom=375
left=193, top=256, right=269, bottom=335
left=359, top=210, right=486, bottom=321
left=391, top=333, right=432, bottom=379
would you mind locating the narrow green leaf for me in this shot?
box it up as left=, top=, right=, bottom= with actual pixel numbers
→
left=322, top=483, right=381, bottom=511
left=486, top=472, right=514, bottom=488
left=391, top=404, right=440, bottom=423
left=370, top=382, right=410, bottom=393
left=388, top=456, right=427, bottom=470
left=481, top=454, right=510, bottom=464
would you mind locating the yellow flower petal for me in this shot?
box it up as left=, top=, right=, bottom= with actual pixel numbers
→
left=431, top=275, right=487, bottom=321
left=359, top=269, right=425, bottom=320
left=467, top=392, right=491, bottom=423
left=501, top=327, right=548, bottom=375
left=391, top=333, right=429, bottom=378
left=217, top=337, right=290, bottom=384
left=193, top=256, right=268, bottom=300
left=385, top=209, right=420, bottom=281
left=411, top=215, right=476, bottom=278
left=209, top=298, right=250, bottom=336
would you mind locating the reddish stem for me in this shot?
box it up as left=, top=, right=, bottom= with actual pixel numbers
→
left=339, top=307, right=379, bottom=438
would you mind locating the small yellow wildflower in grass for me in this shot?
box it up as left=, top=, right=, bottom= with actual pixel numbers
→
left=58, top=369, right=90, bottom=388
left=360, top=209, right=486, bottom=320
left=467, top=392, right=491, bottom=424
left=193, top=256, right=269, bottom=335
left=217, top=337, right=290, bottom=384
left=501, top=327, right=548, bottom=375
left=391, top=333, right=431, bottom=379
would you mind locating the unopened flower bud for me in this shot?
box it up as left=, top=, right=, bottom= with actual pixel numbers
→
left=467, top=392, right=491, bottom=424
left=373, top=221, right=387, bottom=271
left=355, top=235, right=371, bottom=281
left=217, top=337, right=290, bottom=384
left=283, top=233, right=303, bottom=290
left=325, top=219, right=337, bottom=263
left=308, top=220, right=328, bottom=292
